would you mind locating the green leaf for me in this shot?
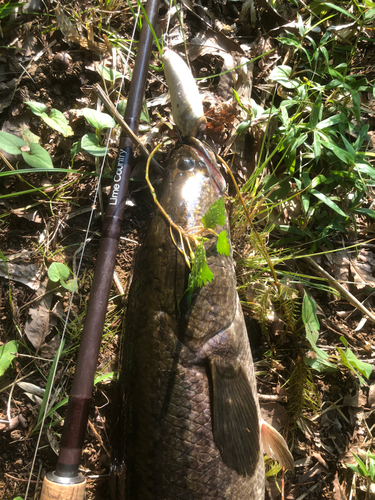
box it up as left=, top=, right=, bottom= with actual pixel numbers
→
left=141, top=100, right=150, bottom=124
left=232, top=88, right=252, bottom=116
left=311, top=174, right=327, bottom=190
left=302, top=293, right=320, bottom=334
left=320, top=138, right=353, bottom=163
left=0, top=131, right=26, bottom=155
left=355, top=163, right=375, bottom=181
left=350, top=89, right=361, bottom=125
left=48, top=262, right=70, bottom=283
left=36, top=339, right=65, bottom=428
left=188, top=244, right=214, bottom=291
left=322, top=2, right=358, bottom=20
left=352, top=453, right=369, bottom=477
left=39, top=396, right=69, bottom=424
left=340, top=336, right=372, bottom=381
left=288, top=132, right=309, bottom=151
left=81, top=134, right=108, bottom=156
left=354, top=124, right=370, bottom=150
left=70, top=141, right=82, bottom=160
left=302, top=293, right=337, bottom=372
left=305, top=355, right=336, bottom=372
left=347, top=462, right=367, bottom=478
left=118, top=100, right=126, bottom=117
left=337, top=336, right=372, bottom=384
left=250, top=98, right=264, bottom=119
left=217, top=230, right=230, bottom=256
left=310, top=93, right=322, bottom=129
left=339, top=133, right=356, bottom=158
left=0, top=340, right=18, bottom=377
left=369, top=457, right=375, bottom=481
left=41, top=109, right=73, bottom=137
left=301, top=192, right=310, bottom=213
left=25, top=101, right=47, bottom=116
left=278, top=36, right=300, bottom=48
left=64, top=279, right=77, bottom=292
left=236, top=120, right=251, bottom=135
left=96, top=65, right=123, bottom=82
left=82, top=108, right=116, bottom=131
left=0, top=2, right=26, bottom=19
left=310, top=189, right=348, bottom=217
left=316, top=113, right=347, bottom=129
left=48, top=262, right=76, bottom=291
left=202, top=198, right=226, bottom=229
left=364, top=7, right=375, bottom=20
left=269, top=65, right=300, bottom=89
left=354, top=207, right=375, bottom=218
left=319, top=45, right=330, bottom=68
left=21, top=143, right=53, bottom=169
left=94, top=372, right=115, bottom=384
left=280, top=105, right=290, bottom=127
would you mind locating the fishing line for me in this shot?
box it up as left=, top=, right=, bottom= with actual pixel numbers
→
left=24, top=6, right=141, bottom=499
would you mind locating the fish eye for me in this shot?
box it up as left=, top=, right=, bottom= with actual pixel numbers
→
left=176, top=157, right=196, bottom=171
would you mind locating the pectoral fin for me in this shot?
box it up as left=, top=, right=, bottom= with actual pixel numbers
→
left=210, top=359, right=260, bottom=477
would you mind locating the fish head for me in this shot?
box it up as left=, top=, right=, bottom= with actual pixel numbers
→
left=185, top=138, right=226, bottom=195
left=165, top=141, right=225, bottom=231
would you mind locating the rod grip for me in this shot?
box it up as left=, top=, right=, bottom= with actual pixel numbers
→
left=40, top=473, right=86, bottom=500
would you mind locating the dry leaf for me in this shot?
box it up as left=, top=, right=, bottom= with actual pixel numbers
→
left=261, top=402, right=290, bottom=431
left=11, top=208, right=42, bottom=223
left=0, top=262, right=43, bottom=290
left=47, top=428, right=60, bottom=455
left=17, top=382, right=45, bottom=397
left=24, top=281, right=64, bottom=357
left=25, top=303, right=52, bottom=350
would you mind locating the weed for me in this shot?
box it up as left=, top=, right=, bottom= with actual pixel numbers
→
left=80, top=108, right=116, bottom=157
left=0, top=340, right=18, bottom=377
left=236, top=19, right=374, bottom=251
left=0, top=130, right=53, bottom=169
left=347, top=451, right=375, bottom=496
left=0, top=2, right=26, bottom=22
left=349, top=451, right=375, bottom=479
left=26, top=101, right=73, bottom=137
left=47, top=262, right=77, bottom=292
left=230, top=5, right=375, bottom=431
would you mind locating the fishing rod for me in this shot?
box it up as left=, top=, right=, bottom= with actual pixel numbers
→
left=39, top=1, right=160, bottom=498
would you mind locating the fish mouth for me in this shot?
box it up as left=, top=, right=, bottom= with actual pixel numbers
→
left=185, top=137, right=226, bottom=195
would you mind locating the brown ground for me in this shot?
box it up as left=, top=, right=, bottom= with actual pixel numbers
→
left=1, top=1, right=375, bottom=499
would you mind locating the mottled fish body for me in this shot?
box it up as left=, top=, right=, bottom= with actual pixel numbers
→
left=120, top=141, right=265, bottom=499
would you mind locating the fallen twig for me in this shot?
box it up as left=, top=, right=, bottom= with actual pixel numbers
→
left=303, top=256, right=375, bottom=323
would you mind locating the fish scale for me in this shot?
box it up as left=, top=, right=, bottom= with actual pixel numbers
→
left=118, top=142, right=265, bottom=499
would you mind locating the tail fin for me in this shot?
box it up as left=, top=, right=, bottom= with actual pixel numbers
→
left=261, top=419, right=294, bottom=470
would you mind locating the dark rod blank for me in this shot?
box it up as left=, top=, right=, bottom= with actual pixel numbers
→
left=53, top=0, right=161, bottom=478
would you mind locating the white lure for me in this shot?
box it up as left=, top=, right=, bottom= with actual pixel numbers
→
left=162, top=48, right=207, bottom=138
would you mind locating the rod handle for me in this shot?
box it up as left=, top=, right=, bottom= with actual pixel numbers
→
left=40, top=472, right=86, bottom=500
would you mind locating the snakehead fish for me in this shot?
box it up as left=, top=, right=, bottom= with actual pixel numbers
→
left=119, top=139, right=265, bottom=499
